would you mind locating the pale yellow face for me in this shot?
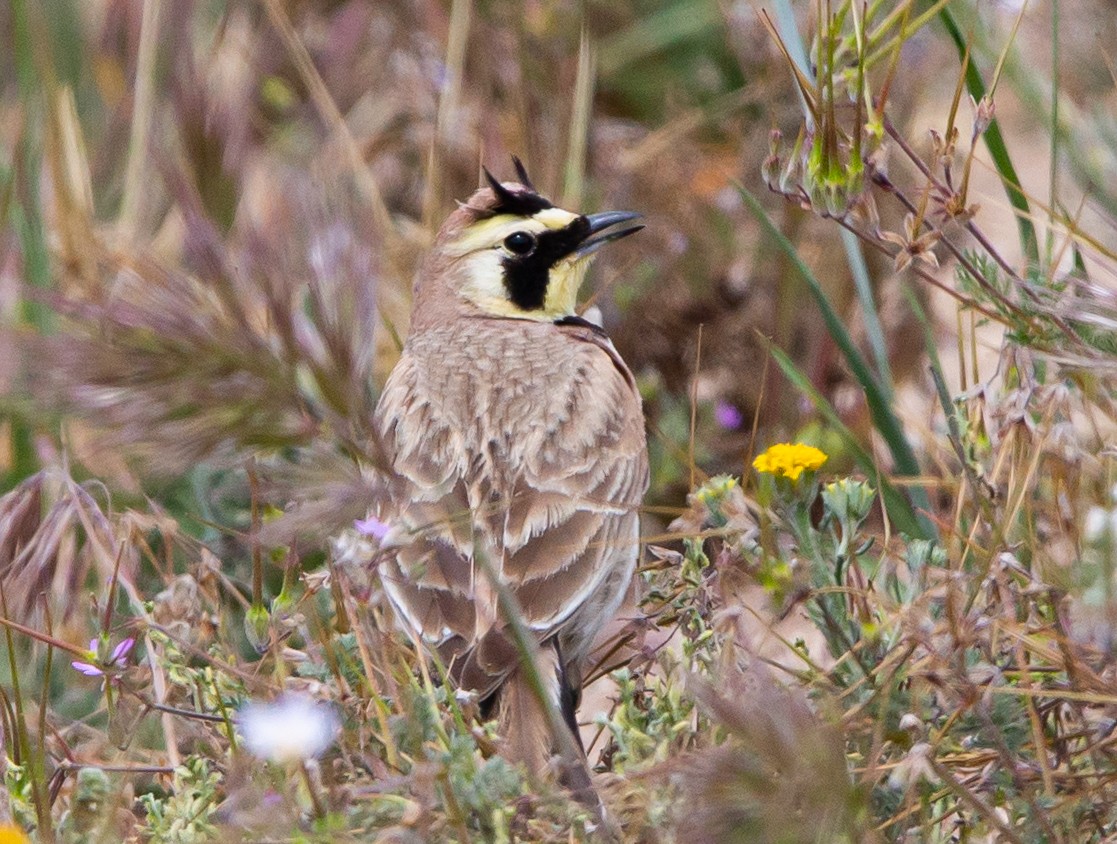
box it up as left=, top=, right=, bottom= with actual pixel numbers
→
left=446, top=207, right=595, bottom=321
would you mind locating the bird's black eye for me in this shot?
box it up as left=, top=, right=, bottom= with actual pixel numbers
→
left=503, top=231, right=535, bottom=255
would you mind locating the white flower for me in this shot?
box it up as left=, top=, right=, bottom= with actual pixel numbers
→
left=1084, top=506, right=1117, bottom=543
left=238, top=695, right=340, bottom=763
left=898, top=713, right=922, bottom=734
left=888, top=742, right=940, bottom=790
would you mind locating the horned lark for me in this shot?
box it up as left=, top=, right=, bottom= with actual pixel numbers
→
left=373, top=160, right=648, bottom=780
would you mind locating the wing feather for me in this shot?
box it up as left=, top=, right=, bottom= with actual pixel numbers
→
left=373, top=320, right=648, bottom=690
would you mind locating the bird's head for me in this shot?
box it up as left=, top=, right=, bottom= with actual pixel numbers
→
left=412, top=159, right=642, bottom=327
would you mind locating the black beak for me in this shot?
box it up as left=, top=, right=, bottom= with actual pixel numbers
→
left=573, top=211, right=644, bottom=258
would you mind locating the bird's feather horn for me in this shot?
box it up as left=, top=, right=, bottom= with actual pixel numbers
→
left=511, top=155, right=536, bottom=192
left=483, top=166, right=519, bottom=206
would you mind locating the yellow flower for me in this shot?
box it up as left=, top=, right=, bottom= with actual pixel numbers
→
left=0, top=824, right=30, bottom=844
left=752, top=443, right=828, bottom=481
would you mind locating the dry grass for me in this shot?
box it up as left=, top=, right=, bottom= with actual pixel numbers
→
left=1, top=0, right=1117, bottom=841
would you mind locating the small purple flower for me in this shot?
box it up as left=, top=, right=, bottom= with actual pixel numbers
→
left=110, top=637, right=135, bottom=663
left=71, top=637, right=135, bottom=677
left=715, top=400, right=744, bottom=431
left=71, top=658, right=103, bottom=677
left=261, top=790, right=284, bottom=808
left=354, top=515, right=391, bottom=542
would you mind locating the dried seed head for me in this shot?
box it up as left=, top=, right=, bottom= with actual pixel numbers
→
left=973, top=95, right=996, bottom=137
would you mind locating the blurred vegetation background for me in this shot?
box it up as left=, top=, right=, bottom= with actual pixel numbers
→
left=3, top=0, right=1117, bottom=841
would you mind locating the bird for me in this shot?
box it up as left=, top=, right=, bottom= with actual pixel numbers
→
left=372, top=158, right=648, bottom=787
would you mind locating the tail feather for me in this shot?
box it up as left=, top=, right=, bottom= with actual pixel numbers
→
left=493, top=644, right=597, bottom=803
left=495, top=647, right=562, bottom=777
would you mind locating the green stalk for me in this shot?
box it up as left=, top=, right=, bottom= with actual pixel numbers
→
left=0, top=580, right=53, bottom=841
left=1046, top=0, right=1059, bottom=266
left=8, top=0, right=53, bottom=484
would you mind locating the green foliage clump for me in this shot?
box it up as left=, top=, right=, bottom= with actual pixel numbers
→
left=140, top=759, right=222, bottom=844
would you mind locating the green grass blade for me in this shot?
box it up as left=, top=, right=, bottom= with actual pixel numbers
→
left=597, top=0, right=719, bottom=77
left=842, top=227, right=893, bottom=397
left=1046, top=0, right=1059, bottom=264
left=769, top=0, right=811, bottom=84
left=937, top=7, right=1038, bottom=266
left=739, top=184, right=934, bottom=538
left=8, top=0, right=54, bottom=486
